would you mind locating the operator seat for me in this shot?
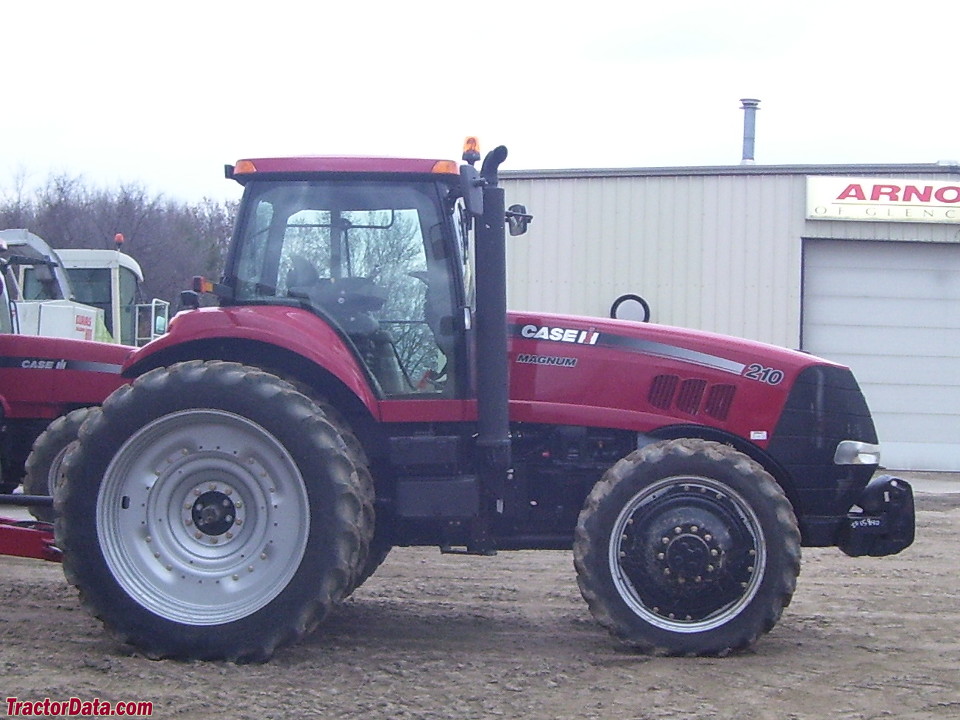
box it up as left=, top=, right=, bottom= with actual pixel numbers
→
left=286, top=255, right=320, bottom=292
left=284, top=254, right=402, bottom=394
left=285, top=254, right=380, bottom=336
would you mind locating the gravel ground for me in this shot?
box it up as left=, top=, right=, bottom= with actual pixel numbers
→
left=0, top=490, right=957, bottom=720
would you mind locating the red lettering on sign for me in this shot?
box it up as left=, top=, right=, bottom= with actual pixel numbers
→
left=934, top=186, right=960, bottom=203
left=870, top=185, right=900, bottom=201
left=836, top=183, right=866, bottom=200
left=902, top=185, right=932, bottom=202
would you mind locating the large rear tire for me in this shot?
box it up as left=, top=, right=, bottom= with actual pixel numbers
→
left=574, top=438, right=801, bottom=656
left=24, top=408, right=94, bottom=523
left=279, top=387, right=380, bottom=595
left=57, top=361, right=368, bottom=661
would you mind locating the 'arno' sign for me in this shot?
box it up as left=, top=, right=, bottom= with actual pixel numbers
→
left=806, top=176, right=960, bottom=223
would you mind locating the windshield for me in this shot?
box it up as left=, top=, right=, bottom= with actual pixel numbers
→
left=230, top=180, right=460, bottom=397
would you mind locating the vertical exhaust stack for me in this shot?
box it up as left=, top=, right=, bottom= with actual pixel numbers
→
left=740, top=98, right=760, bottom=164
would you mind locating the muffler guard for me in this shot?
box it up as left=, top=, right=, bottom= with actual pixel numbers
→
left=838, top=475, right=915, bottom=557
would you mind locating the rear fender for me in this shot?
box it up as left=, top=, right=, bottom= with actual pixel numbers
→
left=123, top=306, right=380, bottom=417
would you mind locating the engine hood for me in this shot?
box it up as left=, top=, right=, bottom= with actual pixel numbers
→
left=505, top=311, right=843, bottom=445
left=508, top=311, right=829, bottom=372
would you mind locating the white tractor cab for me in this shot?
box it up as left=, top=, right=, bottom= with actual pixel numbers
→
left=2, top=230, right=169, bottom=346
left=0, top=229, right=106, bottom=342
left=55, top=240, right=169, bottom=346
left=0, top=258, right=17, bottom=335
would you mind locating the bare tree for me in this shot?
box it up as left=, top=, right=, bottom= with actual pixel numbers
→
left=0, top=173, right=237, bottom=305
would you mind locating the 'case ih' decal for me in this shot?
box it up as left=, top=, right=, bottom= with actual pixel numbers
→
left=0, top=356, right=123, bottom=374
left=511, top=324, right=749, bottom=377
left=518, top=324, right=600, bottom=344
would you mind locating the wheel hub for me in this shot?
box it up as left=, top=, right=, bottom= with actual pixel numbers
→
left=661, top=526, right=723, bottom=584
left=179, top=479, right=248, bottom=546
left=191, top=490, right=237, bottom=536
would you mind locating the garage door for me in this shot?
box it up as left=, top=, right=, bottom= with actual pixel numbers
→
left=802, top=239, right=960, bottom=472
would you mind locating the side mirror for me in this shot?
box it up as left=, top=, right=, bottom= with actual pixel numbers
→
left=506, top=204, right=533, bottom=236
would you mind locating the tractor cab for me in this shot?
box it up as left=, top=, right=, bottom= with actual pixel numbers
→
left=220, top=157, right=482, bottom=400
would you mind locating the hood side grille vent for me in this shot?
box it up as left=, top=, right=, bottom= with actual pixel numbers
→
left=649, top=374, right=679, bottom=409
left=648, top=375, right=736, bottom=420
left=676, top=379, right=708, bottom=414
left=704, top=384, right=736, bottom=421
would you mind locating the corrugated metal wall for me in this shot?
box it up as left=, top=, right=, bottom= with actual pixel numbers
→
left=502, top=172, right=807, bottom=348
left=502, top=165, right=960, bottom=349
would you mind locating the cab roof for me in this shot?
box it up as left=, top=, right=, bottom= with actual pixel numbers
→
left=226, top=156, right=460, bottom=183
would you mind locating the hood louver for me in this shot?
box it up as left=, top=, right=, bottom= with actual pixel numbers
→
left=648, top=374, right=736, bottom=421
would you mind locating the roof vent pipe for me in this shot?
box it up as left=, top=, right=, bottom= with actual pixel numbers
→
left=740, top=98, right=760, bottom=164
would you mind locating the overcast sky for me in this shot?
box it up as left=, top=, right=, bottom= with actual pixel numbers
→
left=3, top=1, right=959, bottom=203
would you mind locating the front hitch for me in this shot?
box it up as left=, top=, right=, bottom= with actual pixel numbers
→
left=837, top=475, right=915, bottom=557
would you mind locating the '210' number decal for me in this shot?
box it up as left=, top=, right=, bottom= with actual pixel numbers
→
left=743, top=363, right=784, bottom=385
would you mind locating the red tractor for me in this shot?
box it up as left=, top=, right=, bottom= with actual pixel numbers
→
left=0, top=248, right=131, bottom=513
left=55, top=142, right=914, bottom=661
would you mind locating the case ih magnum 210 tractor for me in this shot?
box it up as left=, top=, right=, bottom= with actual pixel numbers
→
left=55, top=142, right=914, bottom=661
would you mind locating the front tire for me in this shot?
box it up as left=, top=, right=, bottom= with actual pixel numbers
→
left=574, top=438, right=800, bottom=655
left=57, top=361, right=368, bottom=661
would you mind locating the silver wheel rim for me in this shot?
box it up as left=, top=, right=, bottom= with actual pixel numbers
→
left=608, top=475, right=767, bottom=633
left=96, top=409, right=309, bottom=625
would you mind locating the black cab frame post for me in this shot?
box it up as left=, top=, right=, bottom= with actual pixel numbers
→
left=473, top=146, right=511, bottom=548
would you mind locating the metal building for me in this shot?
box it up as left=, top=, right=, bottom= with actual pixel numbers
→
left=501, top=164, right=960, bottom=472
